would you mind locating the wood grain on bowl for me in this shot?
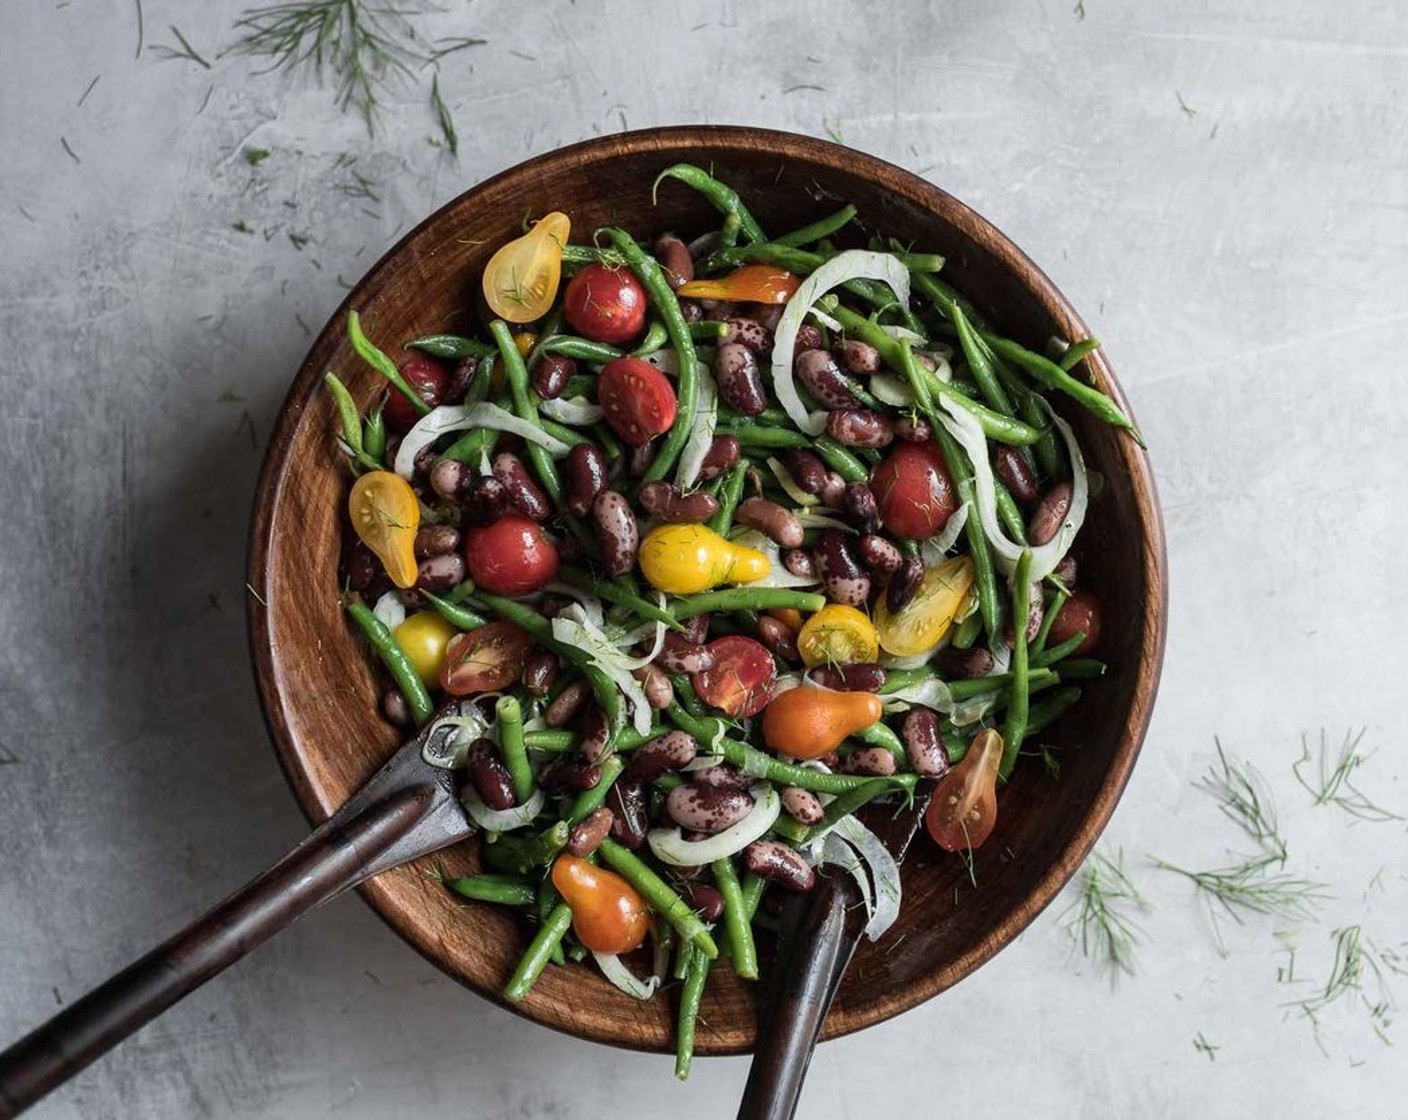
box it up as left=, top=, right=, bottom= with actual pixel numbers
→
left=247, top=126, right=1167, bottom=1054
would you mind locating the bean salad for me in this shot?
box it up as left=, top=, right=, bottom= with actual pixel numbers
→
left=328, top=164, right=1131, bottom=1077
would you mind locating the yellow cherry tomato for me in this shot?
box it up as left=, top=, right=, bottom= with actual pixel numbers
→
left=638, top=523, right=769, bottom=595
left=482, top=212, right=571, bottom=323
left=393, top=611, right=457, bottom=687
left=348, top=471, right=420, bottom=589
left=761, top=687, right=883, bottom=760
left=513, top=331, right=538, bottom=358
left=874, top=556, right=975, bottom=656
left=796, top=604, right=879, bottom=668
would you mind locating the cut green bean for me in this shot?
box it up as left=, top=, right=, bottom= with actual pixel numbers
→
left=362, top=401, right=386, bottom=463
left=504, top=902, right=572, bottom=1002
left=1000, top=549, right=1033, bottom=778
left=654, top=164, right=765, bottom=243
left=496, top=695, right=534, bottom=804
left=345, top=600, right=433, bottom=723
left=1031, top=629, right=1086, bottom=669
left=712, top=857, right=758, bottom=980
left=951, top=609, right=983, bottom=650
left=708, top=461, right=748, bottom=536
left=407, top=333, right=495, bottom=360
left=851, top=720, right=906, bottom=762
left=668, top=589, right=826, bottom=621
left=524, top=729, right=575, bottom=752
left=1025, top=686, right=1083, bottom=735
left=994, top=479, right=1028, bottom=544
left=423, top=590, right=487, bottom=632
left=675, top=943, right=708, bottom=1080
left=490, top=319, right=567, bottom=508
left=775, top=204, right=857, bottom=247
left=348, top=311, right=430, bottom=417
left=690, top=320, right=729, bottom=342
left=949, top=301, right=1015, bottom=416
left=1032, top=587, right=1069, bottom=653
left=444, top=873, right=536, bottom=907
left=324, top=372, right=363, bottom=455
left=542, top=335, right=621, bottom=364
left=632, top=320, right=670, bottom=356
left=567, top=756, right=624, bottom=825
left=598, top=838, right=718, bottom=958
left=1057, top=337, right=1100, bottom=374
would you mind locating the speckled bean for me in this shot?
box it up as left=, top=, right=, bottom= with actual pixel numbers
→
left=632, top=663, right=675, bottom=710
left=627, top=437, right=660, bottom=477
left=430, top=458, right=468, bottom=502
left=494, top=452, right=551, bottom=521
left=657, top=634, right=716, bottom=673
left=782, top=547, right=817, bottom=580
left=577, top=704, right=611, bottom=764
left=544, top=678, right=591, bottom=728
left=414, top=523, right=461, bottom=559
left=623, top=730, right=698, bottom=783
left=857, top=534, right=902, bottom=576
left=813, top=530, right=870, bottom=607
left=538, top=757, right=602, bottom=793
left=666, top=784, right=752, bottom=833
left=744, top=840, right=815, bottom=892
left=901, top=709, right=948, bottom=777
left=592, top=489, right=638, bottom=577
left=895, top=415, right=933, bottom=442
left=886, top=555, right=924, bottom=614
left=807, top=663, right=884, bottom=692
left=1028, top=481, right=1073, bottom=546
left=638, top=481, right=720, bottom=524
left=607, top=781, right=648, bottom=849
left=840, top=482, right=878, bottom=532
left=462, top=474, right=509, bottom=527
left=780, top=787, right=824, bottom=825
left=838, top=339, right=881, bottom=375
left=792, top=324, right=824, bottom=359
left=826, top=408, right=895, bottom=448
left=756, top=615, right=800, bottom=661
left=690, top=764, right=752, bottom=791
left=698, top=435, right=741, bottom=480
left=721, top=316, right=772, bottom=354
left=736, top=497, right=804, bottom=548
left=932, top=646, right=996, bottom=680
left=416, top=552, right=465, bottom=593
left=567, top=806, right=614, bottom=857
left=794, top=349, right=855, bottom=409
left=715, top=341, right=767, bottom=415
left=782, top=449, right=828, bottom=495
left=841, top=747, right=897, bottom=776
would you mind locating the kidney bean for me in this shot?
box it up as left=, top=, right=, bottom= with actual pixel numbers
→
left=638, top=481, right=720, bottom=524
left=691, top=764, right=752, bottom=791
left=578, top=704, right=611, bottom=764
left=901, top=709, right=948, bottom=777
left=531, top=353, right=576, bottom=400
left=826, top=408, right=895, bottom=448
left=1028, top=480, right=1073, bottom=546
left=736, top=497, right=804, bottom=548
left=841, top=747, right=897, bottom=777
left=698, top=435, right=741, bottom=480
left=756, top=615, right=801, bottom=661
left=886, top=554, right=924, bottom=614
left=995, top=446, right=1039, bottom=505
left=666, top=784, right=753, bottom=833
left=622, top=730, right=697, bottom=783
left=539, top=757, right=602, bottom=793
left=678, top=298, right=705, bottom=324
left=715, top=342, right=767, bottom=415
left=343, top=540, right=381, bottom=593
left=807, top=662, right=885, bottom=692
left=657, top=634, right=715, bottom=673
left=820, top=471, right=847, bottom=508
left=814, top=530, right=870, bottom=607
left=857, top=534, right=901, bottom=576
left=444, top=356, right=478, bottom=406
left=1003, top=582, right=1045, bottom=645
left=895, top=415, right=933, bottom=442
left=462, top=474, right=509, bottom=527
left=521, top=650, right=558, bottom=697
left=430, top=458, right=467, bottom=502
left=780, top=787, right=824, bottom=825
left=783, top=547, right=817, bottom=580
left=414, top=523, right=461, bottom=560
left=794, top=349, right=855, bottom=409
left=1052, top=553, right=1078, bottom=588
left=416, top=553, right=465, bottom=592
left=466, top=738, right=517, bottom=810
left=740, top=302, right=783, bottom=332
left=679, top=881, right=726, bottom=923
left=681, top=614, right=711, bottom=645
left=565, top=443, right=609, bottom=518
left=633, top=664, right=675, bottom=710
left=592, top=489, right=639, bottom=577
left=380, top=686, right=412, bottom=729
left=792, top=323, right=824, bottom=359
left=607, top=781, right=648, bottom=849
left=841, top=482, right=879, bottom=532
left=932, top=646, right=996, bottom=680
left=654, top=233, right=694, bottom=290
left=744, top=840, right=815, bottom=892
left=567, top=806, right=614, bottom=857
left=544, top=678, right=591, bottom=727
left=782, top=448, right=828, bottom=495
left=838, top=339, right=881, bottom=375
left=721, top=316, right=772, bottom=354
left=628, top=437, right=660, bottom=477
left=413, top=443, right=439, bottom=478
left=494, top=452, right=551, bottom=521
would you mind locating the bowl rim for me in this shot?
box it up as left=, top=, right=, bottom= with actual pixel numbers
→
left=247, top=123, right=1168, bottom=1051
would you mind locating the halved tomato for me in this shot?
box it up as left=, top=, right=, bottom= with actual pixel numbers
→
left=692, top=635, right=776, bottom=718
left=439, top=621, right=532, bottom=695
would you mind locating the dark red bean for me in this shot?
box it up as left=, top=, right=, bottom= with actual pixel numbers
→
left=782, top=449, right=828, bottom=495
left=627, top=437, right=660, bottom=477
left=414, top=523, right=461, bottom=560
left=756, top=615, right=800, bottom=661
left=654, top=233, right=694, bottom=290
left=932, top=646, right=996, bottom=680
left=736, top=497, right=804, bottom=548
left=826, top=408, right=895, bottom=448
left=538, top=757, right=602, bottom=793
left=544, top=678, right=591, bottom=728
left=807, top=663, right=884, bottom=692
left=531, top=353, right=576, bottom=401
left=840, top=482, right=879, bottom=532
left=794, top=349, right=855, bottom=409
left=780, top=787, right=824, bottom=825
left=716, top=342, right=767, bottom=415
left=462, top=474, right=509, bottom=527
left=681, top=614, right=711, bottom=644
left=721, top=316, right=772, bottom=354
left=608, top=781, right=648, bottom=849
left=677, top=298, right=705, bottom=324
left=521, top=650, right=558, bottom=697
left=994, top=446, right=1039, bottom=505
left=567, top=806, right=614, bottom=857
left=1052, top=552, right=1078, bottom=588
left=895, top=415, right=933, bottom=442
left=380, top=686, right=412, bottom=728
left=857, top=534, right=902, bottom=576
left=901, top=709, right=948, bottom=777
left=679, top=881, right=726, bottom=923
left=782, top=547, right=817, bottom=580
left=638, top=481, right=720, bottom=523
left=444, top=357, right=479, bottom=406
left=813, top=530, right=869, bottom=606
left=566, top=443, right=610, bottom=518
left=633, top=664, right=674, bottom=710
left=657, top=634, right=715, bottom=673
left=739, top=303, right=783, bottom=332
left=344, top=541, right=381, bottom=593
left=744, top=840, right=814, bottom=891
left=385, top=355, right=449, bottom=431
left=623, top=730, right=698, bottom=784
left=416, top=552, right=465, bottom=593
left=430, top=458, right=468, bottom=502
left=792, top=324, right=824, bottom=359
left=840, top=747, right=897, bottom=776
left=886, top=555, right=924, bottom=614
left=820, top=471, right=847, bottom=508
left=665, top=784, right=752, bottom=833
left=690, top=764, right=752, bottom=790
left=493, top=452, right=551, bottom=521
left=698, top=435, right=741, bottom=480
left=1003, top=581, right=1045, bottom=645
left=1028, top=481, right=1074, bottom=546
left=592, top=489, right=639, bottom=577
left=413, top=443, right=439, bottom=479
left=838, top=339, right=881, bottom=375
left=578, top=704, right=611, bottom=764
left=466, top=738, right=517, bottom=809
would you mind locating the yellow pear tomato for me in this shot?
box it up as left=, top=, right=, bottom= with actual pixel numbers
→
left=638, top=524, right=769, bottom=595
left=348, top=471, right=420, bottom=589
left=874, top=556, right=975, bottom=656
left=482, top=212, right=571, bottom=322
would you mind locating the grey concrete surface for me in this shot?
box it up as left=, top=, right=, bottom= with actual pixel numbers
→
left=2, top=1, right=1406, bottom=1117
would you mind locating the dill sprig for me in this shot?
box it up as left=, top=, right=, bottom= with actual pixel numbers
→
left=1152, top=857, right=1327, bottom=927
left=1063, top=848, right=1147, bottom=982
left=430, top=71, right=457, bottom=156
left=1289, top=926, right=1408, bottom=1050
left=1192, top=1032, right=1219, bottom=1061
left=1293, top=728, right=1401, bottom=823
left=1198, top=737, right=1286, bottom=864
left=151, top=25, right=213, bottom=69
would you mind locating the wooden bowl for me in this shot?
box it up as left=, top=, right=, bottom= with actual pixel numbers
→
left=247, top=126, right=1167, bottom=1053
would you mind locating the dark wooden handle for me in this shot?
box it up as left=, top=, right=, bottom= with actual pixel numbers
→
left=736, top=872, right=864, bottom=1120
left=0, top=784, right=437, bottom=1118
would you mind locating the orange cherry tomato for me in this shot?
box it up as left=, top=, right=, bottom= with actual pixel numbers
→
left=676, top=264, right=801, bottom=305
left=924, top=728, right=1003, bottom=852
left=551, top=853, right=650, bottom=954
left=439, top=621, right=532, bottom=695
left=761, top=687, right=883, bottom=760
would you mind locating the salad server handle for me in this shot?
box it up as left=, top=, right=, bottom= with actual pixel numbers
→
left=736, top=870, right=863, bottom=1120
left=0, top=782, right=437, bottom=1118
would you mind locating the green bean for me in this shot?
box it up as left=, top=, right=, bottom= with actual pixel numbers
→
left=444, top=873, right=536, bottom=907
left=672, top=934, right=695, bottom=981
left=423, top=591, right=487, bottom=632
left=504, top=902, right=572, bottom=1002
left=949, top=301, right=1015, bottom=416
left=653, top=772, right=686, bottom=793
left=891, top=250, right=946, bottom=273
left=323, top=372, right=380, bottom=471
left=542, top=336, right=622, bottom=364
left=436, top=378, right=503, bottom=465
left=362, top=401, right=387, bottom=464
left=1033, top=586, right=1069, bottom=654
left=1057, top=337, right=1101, bottom=374
left=991, top=352, right=1063, bottom=479
left=994, top=480, right=1028, bottom=544
left=600, top=228, right=699, bottom=482
left=980, top=333, right=1139, bottom=439
left=851, top=719, right=906, bottom=762
left=557, top=566, right=682, bottom=631
left=561, top=243, right=609, bottom=268
left=524, top=729, right=575, bottom=752
left=407, top=334, right=495, bottom=360
left=670, top=672, right=707, bottom=719
left=538, top=417, right=591, bottom=449
left=632, top=320, right=670, bottom=356
left=668, top=589, right=826, bottom=621
left=347, top=311, right=430, bottom=417
left=567, top=756, right=624, bottom=825
left=908, top=268, right=991, bottom=332
left=740, top=871, right=766, bottom=919
left=932, top=421, right=1000, bottom=640
left=1000, top=549, right=1033, bottom=778
left=802, top=777, right=904, bottom=843
left=537, top=877, right=566, bottom=966
left=653, top=164, right=765, bottom=243
left=496, top=695, right=534, bottom=804
left=719, top=211, right=743, bottom=251
left=1025, top=686, right=1082, bottom=735
left=675, top=944, right=708, bottom=1081
left=951, top=609, right=983, bottom=650
left=482, top=821, right=569, bottom=875
left=690, top=320, right=729, bottom=342
left=345, top=600, right=433, bottom=723
left=1055, top=658, right=1105, bottom=680
left=708, top=461, right=748, bottom=536
left=775, top=204, right=857, bottom=247
left=712, top=857, right=757, bottom=980
left=491, top=319, right=565, bottom=500
left=1032, top=631, right=1086, bottom=671
left=806, top=437, right=866, bottom=482
left=598, top=838, right=718, bottom=958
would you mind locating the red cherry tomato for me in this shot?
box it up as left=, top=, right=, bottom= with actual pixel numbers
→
left=1046, top=589, right=1101, bottom=656
left=870, top=441, right=959, bottom=539
left=464, top=514, right=559, bottom=596
left=597, top=357, right=678, bottom=447
left=562, top=263, right=647, bottom=345
left=924, top=727, right=1002, bottom=852
left=551, top=853, right=650, bottom=954
left=692, top=635, right=776, bottom=718
left=384, top=353, right=449, bottom=432
left=439, top=621, right=532, bottom=695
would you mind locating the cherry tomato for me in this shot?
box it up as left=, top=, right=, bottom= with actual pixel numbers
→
left=384, top=353, right=449, bottom=433
left=393, top=610, right=458, bottom=686
left=551, top=853, right=650, bottom=954
left=676, top=264, right=801, bottom=305
left=597, top=357, right=678, bottom=447
left=482, top=211, right=571, bottom=323
left=438, top=620, right=532, bottom=695
left=869, top=441, right=958, bottom=539
left=874, top=556, right=974, bottom=656
left=464, top=514, right=559, bottom=597
left=348, top=470, right=420, bottom=588
left=562, top=263, right=647, bottom=345
left=692, top=635, right=776, bottom=718
left=925, top=727, right=1003, bottom=852
left=1046, top=589, right=1101, bottom=656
